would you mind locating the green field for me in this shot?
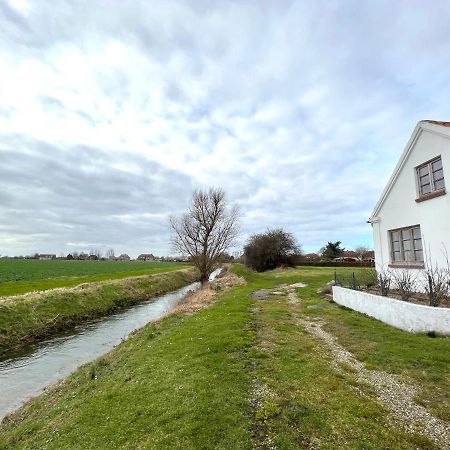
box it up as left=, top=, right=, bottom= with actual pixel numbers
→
left=1, top=265, right=447, bottom=449
left=0, top=268, right=198, bottom=355
left=0, top=259, right=187, bottom=296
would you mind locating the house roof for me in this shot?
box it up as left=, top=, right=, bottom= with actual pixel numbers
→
left=369, top=120, right=450, bottom=220
left=422, top=120, right=450, bottom=127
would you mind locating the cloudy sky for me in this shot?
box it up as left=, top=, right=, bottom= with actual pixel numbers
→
left=1, top=0, right=450, bottom=257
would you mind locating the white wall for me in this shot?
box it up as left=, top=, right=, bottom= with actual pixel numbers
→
left=373, top=124, right=450, bottom=273
left=333, top=286, right=450, bottom=334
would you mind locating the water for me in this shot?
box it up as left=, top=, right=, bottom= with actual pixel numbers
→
left=0, top=269, right=222, bottom=420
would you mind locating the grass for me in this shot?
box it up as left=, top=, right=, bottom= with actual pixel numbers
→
left=0, top=260, right=186, bottom=296
left=0, top=269, right=199, bottom=356
left=0, top=265, right=447, bottom=449
left=0, top=275, right=255, bottom=449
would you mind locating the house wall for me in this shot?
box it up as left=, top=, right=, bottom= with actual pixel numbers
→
left=333, top=286, right=450, bottom=334
left=373, top=127, right=450, bottom=273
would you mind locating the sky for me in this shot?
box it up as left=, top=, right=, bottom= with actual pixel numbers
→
left=1, top=0, right=450, bottom=258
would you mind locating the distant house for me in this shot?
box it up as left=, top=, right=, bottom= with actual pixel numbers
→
left=137, top=254, right=155, bottom=261
left=303, top=253, right=320, bottom=261
left=333, top=251, right=359, bottom=263
left=363, top=251, right=375, bottom=263
left=369, top=120, right=449, bottom=272
left=334, top=257, right=359, bottom=263
left=88, top=254, right=98, bottom=261
left=78, top=253, right=89, bottom=260
left=38, top=254, right=56, bottom=260
left=118, top=254, right=131, bottom=261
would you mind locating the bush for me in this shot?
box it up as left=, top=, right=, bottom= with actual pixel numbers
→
left=377, top=267, right=392, bottom=296
left=392, top=270, right=417, bottom=302
left=423, top=266, right=450, bottom=307
left=244, top=229, right=302, bottom=272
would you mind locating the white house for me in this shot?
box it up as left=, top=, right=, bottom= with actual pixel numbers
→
left=369, top=120, right=449, bottom=272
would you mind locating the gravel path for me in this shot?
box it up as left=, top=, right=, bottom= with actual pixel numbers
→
left=297, top=315, right=450, bottom=449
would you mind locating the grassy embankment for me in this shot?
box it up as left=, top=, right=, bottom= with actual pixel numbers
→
left=0, top=265, right=448, bottom=449
left=0, top=268, right=198, bottom=356
left=0, top=260, right=186, bottom=297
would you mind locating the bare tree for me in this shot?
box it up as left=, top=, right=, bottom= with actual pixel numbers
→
left=89, top=248, right=102, bottom=259
left=354, top=245, right=371, bottom=261
left=106, top=248, right=115, bottom=260
left=170, top=187, right=239, bottom=281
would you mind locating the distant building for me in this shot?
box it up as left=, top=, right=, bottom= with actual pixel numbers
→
left=38, top=254, right=56, bottom=260
left=78, top=253, right=89, bottom=260
left=88, top=254, right=99, bottom=260
left=137, top=253, right=155, bottom=261
left=118, top=254, right=131, bottom=261
left=303, top=253, right=320, bottom=261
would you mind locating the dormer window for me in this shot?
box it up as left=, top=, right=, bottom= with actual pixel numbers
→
left=416, top=156, right=445, bottom=197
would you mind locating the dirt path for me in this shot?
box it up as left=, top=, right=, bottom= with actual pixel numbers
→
left=294, top=300, right=450, bottom=449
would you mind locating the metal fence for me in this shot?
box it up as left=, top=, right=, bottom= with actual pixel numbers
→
left=335, top=269, right=378, bottom=291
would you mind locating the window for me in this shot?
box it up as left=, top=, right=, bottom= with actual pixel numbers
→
left=389, top=225, right=423, bottom=264
left=417, top=156, right=445, bottom=196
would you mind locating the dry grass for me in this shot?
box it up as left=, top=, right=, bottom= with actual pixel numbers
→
left=172, top=270, right=246, bottom=315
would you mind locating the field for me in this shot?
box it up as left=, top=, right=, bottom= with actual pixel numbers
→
left=1, top=265, right=447, bottom=449
left=0, top=259, right=187, bottom=296
left=0, top=268, right=198, bottom=355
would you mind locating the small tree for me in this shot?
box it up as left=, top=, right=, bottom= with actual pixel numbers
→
left=244, top=228, right=302, bottom=272
left=320, top=241, right=345, bottom=260
left=170, top=188, right=239, bottom=282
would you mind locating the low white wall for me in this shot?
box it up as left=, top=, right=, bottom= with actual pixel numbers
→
left=332, top=286, right=450, bottom=334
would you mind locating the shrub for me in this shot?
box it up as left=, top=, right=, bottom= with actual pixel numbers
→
left=392, top=270, right=417, bottom=302
left=244, top=229, right=302, bottom=272
left=424, top=266, right=450, bottom=307
left=377, top=267, right=392, bottom=297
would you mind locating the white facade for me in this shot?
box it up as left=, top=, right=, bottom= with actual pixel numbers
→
left=369, top=121, right=450, bottom=273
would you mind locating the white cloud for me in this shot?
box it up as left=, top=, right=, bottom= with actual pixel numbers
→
left=1, top=0, right=450, bottom=256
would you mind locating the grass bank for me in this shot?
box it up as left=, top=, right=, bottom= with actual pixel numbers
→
left=1, top=265, right=447, bottom=449
left=0, top=260, right=186, bottom=297
left=0, top=268, right=198, bottom=356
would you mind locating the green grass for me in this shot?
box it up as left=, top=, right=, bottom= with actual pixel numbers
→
left=0, top=265, right=446, bottom=449
left=0, top=260, right=186, bottom=296
left=0, top=269, right=199, bottom=356
left=0, top=276, right=255, bottom=449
